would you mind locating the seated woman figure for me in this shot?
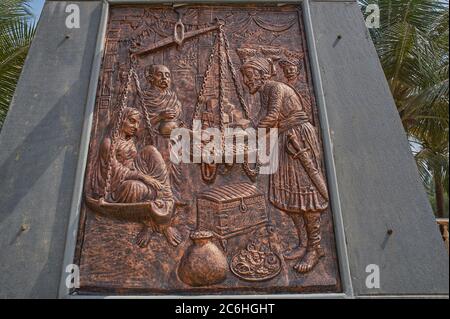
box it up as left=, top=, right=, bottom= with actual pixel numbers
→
left=91, top=107, right=182, bottom=247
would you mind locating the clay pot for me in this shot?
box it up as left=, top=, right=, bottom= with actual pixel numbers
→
left=158, top=120, right=178, bottom=137
left=177, top=231, right=228, bottom=287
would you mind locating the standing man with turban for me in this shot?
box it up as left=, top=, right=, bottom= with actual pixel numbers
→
left=241, top=57, right=329, bottom=273
left=279, top=58, right=313, bottom=119
left=279, top=58, right=301, bottom=86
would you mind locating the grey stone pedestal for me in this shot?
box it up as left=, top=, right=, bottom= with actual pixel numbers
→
left=0, top=0, right=448, bottom=298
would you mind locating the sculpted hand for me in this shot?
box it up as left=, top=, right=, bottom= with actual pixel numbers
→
left=258, top=114, right=278, bottom=128
left=141, top=175, right=163, bottom=190
left=258, top=119, right=272, bottom=128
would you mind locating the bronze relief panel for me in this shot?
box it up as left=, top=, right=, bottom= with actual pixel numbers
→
left=75, top=4, right=341, bottom=295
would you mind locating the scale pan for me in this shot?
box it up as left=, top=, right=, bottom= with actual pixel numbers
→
left=85, top=195, right=172, bottom=224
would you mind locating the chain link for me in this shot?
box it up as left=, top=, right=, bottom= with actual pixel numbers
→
left=192, top=31, right=219, bottom=128
left=189, top=22, right=261, bottom=180
left=222, top=28, right=261, bottom=179
left=132, top=66, right=155, bottom=142
left=218, top=25, right=227, bottom=151
left=102, top=61, right=135, bottom=199
left=222, top=31, right=251, bottom=122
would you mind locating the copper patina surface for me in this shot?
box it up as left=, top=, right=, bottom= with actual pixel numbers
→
left=75, top=4, right=341, bottom=295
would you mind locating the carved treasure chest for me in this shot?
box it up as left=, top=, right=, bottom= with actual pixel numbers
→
left=196, top=183, right=268, bottom=239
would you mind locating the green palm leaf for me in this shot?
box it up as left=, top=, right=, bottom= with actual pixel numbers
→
left=0, top=0, right=36, bottom=129
left=360, top=0, right=449, bottom=216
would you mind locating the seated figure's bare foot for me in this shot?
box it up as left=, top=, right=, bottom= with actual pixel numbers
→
left=163, top=226, right=182, bottom=247
left=135, top=227, right=152, bottom=248
left=294, top=249, right=324, bottom=273
left=283, top=245, right=307, bottom=261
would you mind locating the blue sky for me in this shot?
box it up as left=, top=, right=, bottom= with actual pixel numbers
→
left=30, top=0, right=45, bottom=20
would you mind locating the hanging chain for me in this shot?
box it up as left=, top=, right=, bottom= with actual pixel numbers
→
left=242, top=159, right=261, bottom=181
left=102, top=61, right=135, bottom=200
left=192, top=29, right=220, bottom=128
left=222, top=28, right=261, bottom=179
left=132, top=64, right=154, bottom=142
left=187, top=21, right=261, bottom=180
left=222, top=30, right=251, bottom=122
left=218, top=24, right=227, bottom=152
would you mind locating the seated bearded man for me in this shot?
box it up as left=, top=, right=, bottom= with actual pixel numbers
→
left=138, top=64, right=185, bottom=205
left=91, top=107, right=182, bottom=247
left=140, top=64, right=181, bottom=143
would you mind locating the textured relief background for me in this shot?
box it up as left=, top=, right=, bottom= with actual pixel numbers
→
left=75, top=4, right=340, bottom=295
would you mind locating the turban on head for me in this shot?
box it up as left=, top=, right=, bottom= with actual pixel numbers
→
left=279, top=59, right=300, bottom=68
left=241, top=57, right=274, bottom=77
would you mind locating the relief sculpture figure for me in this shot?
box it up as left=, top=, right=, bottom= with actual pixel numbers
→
left=138, top=64, right=185, bottom=204
left=140, top=64, right=182, bottom=139
left=241, top=57, right=329, bottom=273
left=279, top=58, right=301, bottom=86
left=279, top=58, right=312, bottom=115
left=77, top=5, right=341, bottom=294
left=91, top=107, right=182, bottom=247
